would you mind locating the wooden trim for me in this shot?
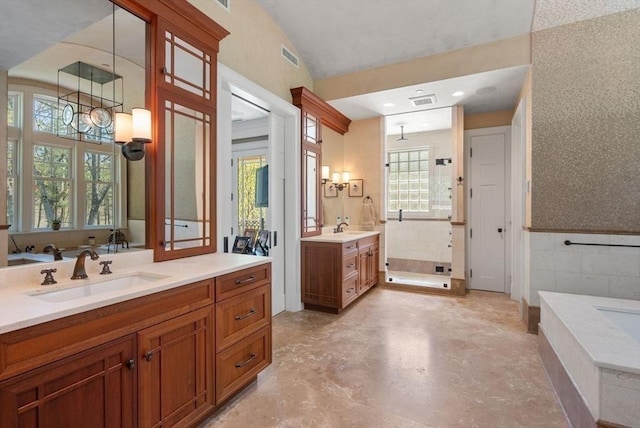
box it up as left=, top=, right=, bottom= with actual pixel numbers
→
left=450, top=221, right=466, bottom=226
left=522, top=297, right=540, bottom=334
left=525, top=227, right=640, bottom=236
left=112, top=0, right=229, bottom=47
left=597, top=420, right=630, bottom=428
left=539, top=328, right=598, bottom=428
left=290, top=87, right=351, bottom=135
left=0, top=225, right=9, bottom=230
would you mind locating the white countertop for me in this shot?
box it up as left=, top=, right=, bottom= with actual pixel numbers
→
left=300, top=230, right=379, bottom=243
left=539, top=291, right=640, bottom=373
left=0, top=250, right=271, bottom=334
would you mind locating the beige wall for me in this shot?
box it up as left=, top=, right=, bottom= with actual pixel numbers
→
left=321, top=126, right=344, bottom=225
left=189, top=0, right=313, bottom=102
left=531, top=9, right=640, bottom=233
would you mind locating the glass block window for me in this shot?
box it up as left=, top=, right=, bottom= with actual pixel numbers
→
left=387, top=148, right=430, bottom=213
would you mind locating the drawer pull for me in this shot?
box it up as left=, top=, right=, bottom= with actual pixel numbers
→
left=144, top=351, right=153, bottom=362
left=235, top=308, right=257, bottom=320
left=346, top=245, right=356, bottom=249
left=347, top=287, right=355, bottom=294
left=234, top=274, right=257, bottom=285
left=235, top=353, right=257, bottom=368
left=346, top=263, right=355, bottom=268
left=126, top=358, right=135, bottom=370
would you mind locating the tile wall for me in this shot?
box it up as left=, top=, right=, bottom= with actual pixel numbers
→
left=529, top=232, right=640, bottom=306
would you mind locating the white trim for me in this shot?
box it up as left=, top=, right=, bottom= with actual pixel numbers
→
left=510, top=99, right=526, bottom=303
left=218, top=63, right=302, bottom=312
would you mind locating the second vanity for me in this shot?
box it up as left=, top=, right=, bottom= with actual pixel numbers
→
left=301, top=231, right=380, bottom=313
left=0, top=251, right=271, bottom=427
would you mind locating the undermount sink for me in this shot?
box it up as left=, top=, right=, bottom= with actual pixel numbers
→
left=29, top=272, right=169, bottom=303
left=8, top=258, right=44, bottom=266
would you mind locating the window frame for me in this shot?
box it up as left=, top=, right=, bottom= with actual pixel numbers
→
left=7, top=85, right=125, bottom=233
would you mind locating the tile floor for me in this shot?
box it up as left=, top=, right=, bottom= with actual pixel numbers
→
left=200, top=288, right=569, bottom=428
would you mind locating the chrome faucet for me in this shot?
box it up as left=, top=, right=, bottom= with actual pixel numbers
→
left=334, top=222, right=349, bottom=233
left=43, top=244, right=63, bottom=261
left=71, top=249, right=100, bottom=280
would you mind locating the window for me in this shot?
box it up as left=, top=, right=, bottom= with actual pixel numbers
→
left=387, top=148, right=430, bottom=214
left=236, top=154, right=267, bottom=232
left=32, top=144, right=72, bottom=229
left=84, top=151, right=113, bottom=226
left=33, top=95, right=65, bottom=135
left=7, top=92, right=20, bottom=127
left=6, top=140, right=17, bottom=227
left=6, top=88, right=121, bottom=232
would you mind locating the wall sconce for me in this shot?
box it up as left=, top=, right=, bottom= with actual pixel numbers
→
left=330, top=171, right=350, bottom=191
left=321, top=165, right=330, bottom=184
left=114, top=108, right=152, bottom=161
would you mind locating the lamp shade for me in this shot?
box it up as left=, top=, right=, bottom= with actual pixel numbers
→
left=342, top=171, right=350, bottom=183
left=332, top=172, right=340, bottom=183
left=114, top=112, right=132, bottom=144
left=322, top=165, right=330, bottom=180
left=132, top=108, right=152, bottom=142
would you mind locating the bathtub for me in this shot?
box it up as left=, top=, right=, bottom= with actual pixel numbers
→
left=539, top=291, right=640, bottom=428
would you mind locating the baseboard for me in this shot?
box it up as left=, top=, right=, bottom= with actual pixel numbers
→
left=450, top=278, right=466, bottom=296
left=522, top=297, right=540, bottom=334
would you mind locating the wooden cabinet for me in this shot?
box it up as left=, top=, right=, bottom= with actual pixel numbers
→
left=291, top=87, right=351, bottom=238
left=358, top=236, right=379, bottom=293
left=0, top=336, right=135, bottom=427
left=214, top=264, right=272, bottom=405
left=302, top=235, right=379, bottom=313
left=0, top=262, right=272, bottom=427
left=138, top=307, right=214, bottom=427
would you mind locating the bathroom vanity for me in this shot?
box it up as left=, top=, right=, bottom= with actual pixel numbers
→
left=301, top=231, right=379, bottom=313
left=0, top=252, right=271, bottom=427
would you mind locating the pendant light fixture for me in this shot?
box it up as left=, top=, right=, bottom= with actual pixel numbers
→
left=397, top=125, right=408, bottom=141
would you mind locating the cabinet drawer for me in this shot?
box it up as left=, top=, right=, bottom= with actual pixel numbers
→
left=342, top=241, right=358, bottom=255
left=342, top=275, right=358, bottom=307
left=216, top=285, right=271, bottom=351
left=216, top=263, right=271, bottom=302
left=343, top=253, right=358, bottom=278
left=215, top=325, right=271, bottom=404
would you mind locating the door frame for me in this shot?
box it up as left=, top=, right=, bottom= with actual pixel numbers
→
left=464, top=125, right=511, bottom=293
left=510, top=99, right=526, bottom=302
left=218, top=63, right=302, bottom=312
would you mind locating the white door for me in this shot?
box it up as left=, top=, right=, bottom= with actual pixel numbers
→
left=469, top=130, right=506, bottom=292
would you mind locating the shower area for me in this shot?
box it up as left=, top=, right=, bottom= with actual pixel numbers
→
left=384, top=108, right=453, bottom=290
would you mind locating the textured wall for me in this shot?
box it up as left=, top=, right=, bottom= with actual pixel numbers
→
left=531, top=9, right=640, bottom=232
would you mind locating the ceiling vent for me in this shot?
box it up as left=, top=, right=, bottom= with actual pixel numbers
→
left=281, top=45, right=299, bottom=68
left=409, top=94, right=437, bottom=107
left=215, top=0, right=230, bottom=12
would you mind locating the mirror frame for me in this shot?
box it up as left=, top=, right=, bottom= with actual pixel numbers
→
left=112, top=0, right=229, bottom=262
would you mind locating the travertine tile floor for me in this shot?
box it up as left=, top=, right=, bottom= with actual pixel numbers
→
left=201, top=288, right=569, bottom=427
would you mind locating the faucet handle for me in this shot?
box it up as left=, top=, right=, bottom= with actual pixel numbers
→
left=40, top=268, right=58, bottom=285
left=99, top=260, right=113, bottom=275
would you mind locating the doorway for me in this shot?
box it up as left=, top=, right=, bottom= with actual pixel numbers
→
left=466, top=126, right=511, bottom=293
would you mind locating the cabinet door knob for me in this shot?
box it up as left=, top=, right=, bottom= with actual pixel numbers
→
left=235, top=353, right=257, bottom=368
left=126, top=358, right=135, bottom=370
left=144, top=351, right=153, bottom=362
left=346, top=263, right=355, bottom=268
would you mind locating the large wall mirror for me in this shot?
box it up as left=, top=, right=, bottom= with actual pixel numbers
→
left=2, top=2, right=147, bottom=267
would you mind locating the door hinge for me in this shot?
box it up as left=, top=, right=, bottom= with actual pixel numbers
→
left=231, top=227, right=234, bottom=235
left=231, top=193, right=233, bottom=201
left=231, top=159, right=234, bottom=167
left=470, top=188, right=473, bottom=198
left=385, top=163, right=390, bottom=167
left=470, top=229, right=472, bottom=238
left=470, top=269, right=473, bottom=278
left=470, top=147, right=473, bottom=157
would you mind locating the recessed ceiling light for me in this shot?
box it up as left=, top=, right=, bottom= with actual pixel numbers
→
left=384, top=102, right=395, bottom=107
left=415, top=89, right=424, bottom=94
left=452, top=91, right=464, bottom=97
